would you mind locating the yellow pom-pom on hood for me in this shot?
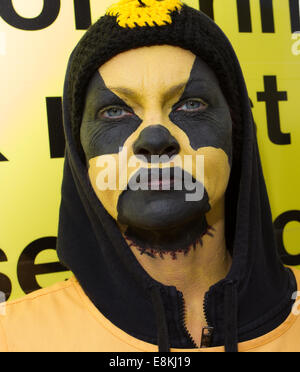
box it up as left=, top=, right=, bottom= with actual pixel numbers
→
left=106, top=0, right=183, bottom=28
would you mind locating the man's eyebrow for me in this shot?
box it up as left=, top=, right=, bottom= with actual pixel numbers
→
left=104, top=86, right=142, bottom=101
left=103, top=79, right=207, bottom=101
left=163, top=79, right=209, bottom=101
left=164, top=82, right=187, bottom=101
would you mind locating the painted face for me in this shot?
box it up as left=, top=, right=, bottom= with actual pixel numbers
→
left=80, top=45, right=232, bottom=255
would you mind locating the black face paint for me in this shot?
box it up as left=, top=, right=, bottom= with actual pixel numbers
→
left=80, top=72, right=142, bottom=160
left=170, top=57, right=233, bottom=164
left=118, top=168, right=211, bottom=256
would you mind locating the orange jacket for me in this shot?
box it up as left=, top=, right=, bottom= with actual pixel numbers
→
left=1, top=267, right=299, bottom=352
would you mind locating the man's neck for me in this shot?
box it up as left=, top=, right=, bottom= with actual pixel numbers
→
left=125, top=198, right=232, bottom=347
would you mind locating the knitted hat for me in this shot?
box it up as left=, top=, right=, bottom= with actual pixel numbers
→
left=67, top=0, right=243, bottom=162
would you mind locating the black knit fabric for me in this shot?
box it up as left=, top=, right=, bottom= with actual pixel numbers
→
left=67, top=5, right=243, bottom=165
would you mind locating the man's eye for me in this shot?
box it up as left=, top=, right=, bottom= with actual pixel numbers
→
left=100, top=107, right=132, bottom=119
left=176, top=99, right=207, bottom=112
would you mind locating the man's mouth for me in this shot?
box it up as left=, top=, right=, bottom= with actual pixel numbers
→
left=134, top=167, right=183, bottom=191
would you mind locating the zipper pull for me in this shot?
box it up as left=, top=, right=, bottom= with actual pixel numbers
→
left=200, top=326, right=214, bottom=348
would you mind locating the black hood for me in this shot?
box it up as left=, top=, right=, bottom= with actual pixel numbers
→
left=57, top=4, right=296, bottom=351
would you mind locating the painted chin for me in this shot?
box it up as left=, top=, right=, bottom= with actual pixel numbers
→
left=117, top=188, right=209, bottom=230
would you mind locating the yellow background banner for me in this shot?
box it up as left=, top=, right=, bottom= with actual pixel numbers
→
left=0, top=0, right=299, bottom=301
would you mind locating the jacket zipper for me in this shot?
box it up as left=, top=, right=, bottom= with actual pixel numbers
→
left=201, top=292, right=214, bottom=348
left=178, top=291, right=214, bottom=349
left=178, top=292, right=198, bottom=348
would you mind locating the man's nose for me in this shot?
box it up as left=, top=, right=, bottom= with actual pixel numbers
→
left=133, top=125, right=180, bottom=162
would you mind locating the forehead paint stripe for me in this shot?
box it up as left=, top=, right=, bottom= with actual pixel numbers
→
left=80, top=72, right=142, bottom=160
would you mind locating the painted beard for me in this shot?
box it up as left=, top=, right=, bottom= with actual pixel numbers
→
left=124, top=220, right=214, bottom=260
left=80, top=46, right=232, bottom=259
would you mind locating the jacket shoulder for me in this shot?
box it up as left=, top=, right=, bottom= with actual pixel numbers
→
left=1, top=278, right=76, bottom=314
left=0, top=277, right=158, bottom=352
left=254, top=267, right=300, bottom=352
left=0, top=278, right=82, bottom=352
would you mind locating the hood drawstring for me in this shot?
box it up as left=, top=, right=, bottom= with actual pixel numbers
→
left=150, top=286, right=170, bottom=352
left=224, top=281, right=239, bottom=352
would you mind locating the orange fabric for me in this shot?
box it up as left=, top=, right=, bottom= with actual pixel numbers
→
left=0, top=268, right=300, bottom=352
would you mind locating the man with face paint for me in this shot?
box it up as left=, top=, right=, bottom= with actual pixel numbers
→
left=1, top=0, right=300, bottom=352
left=82, top=47, right=231, bottom=257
